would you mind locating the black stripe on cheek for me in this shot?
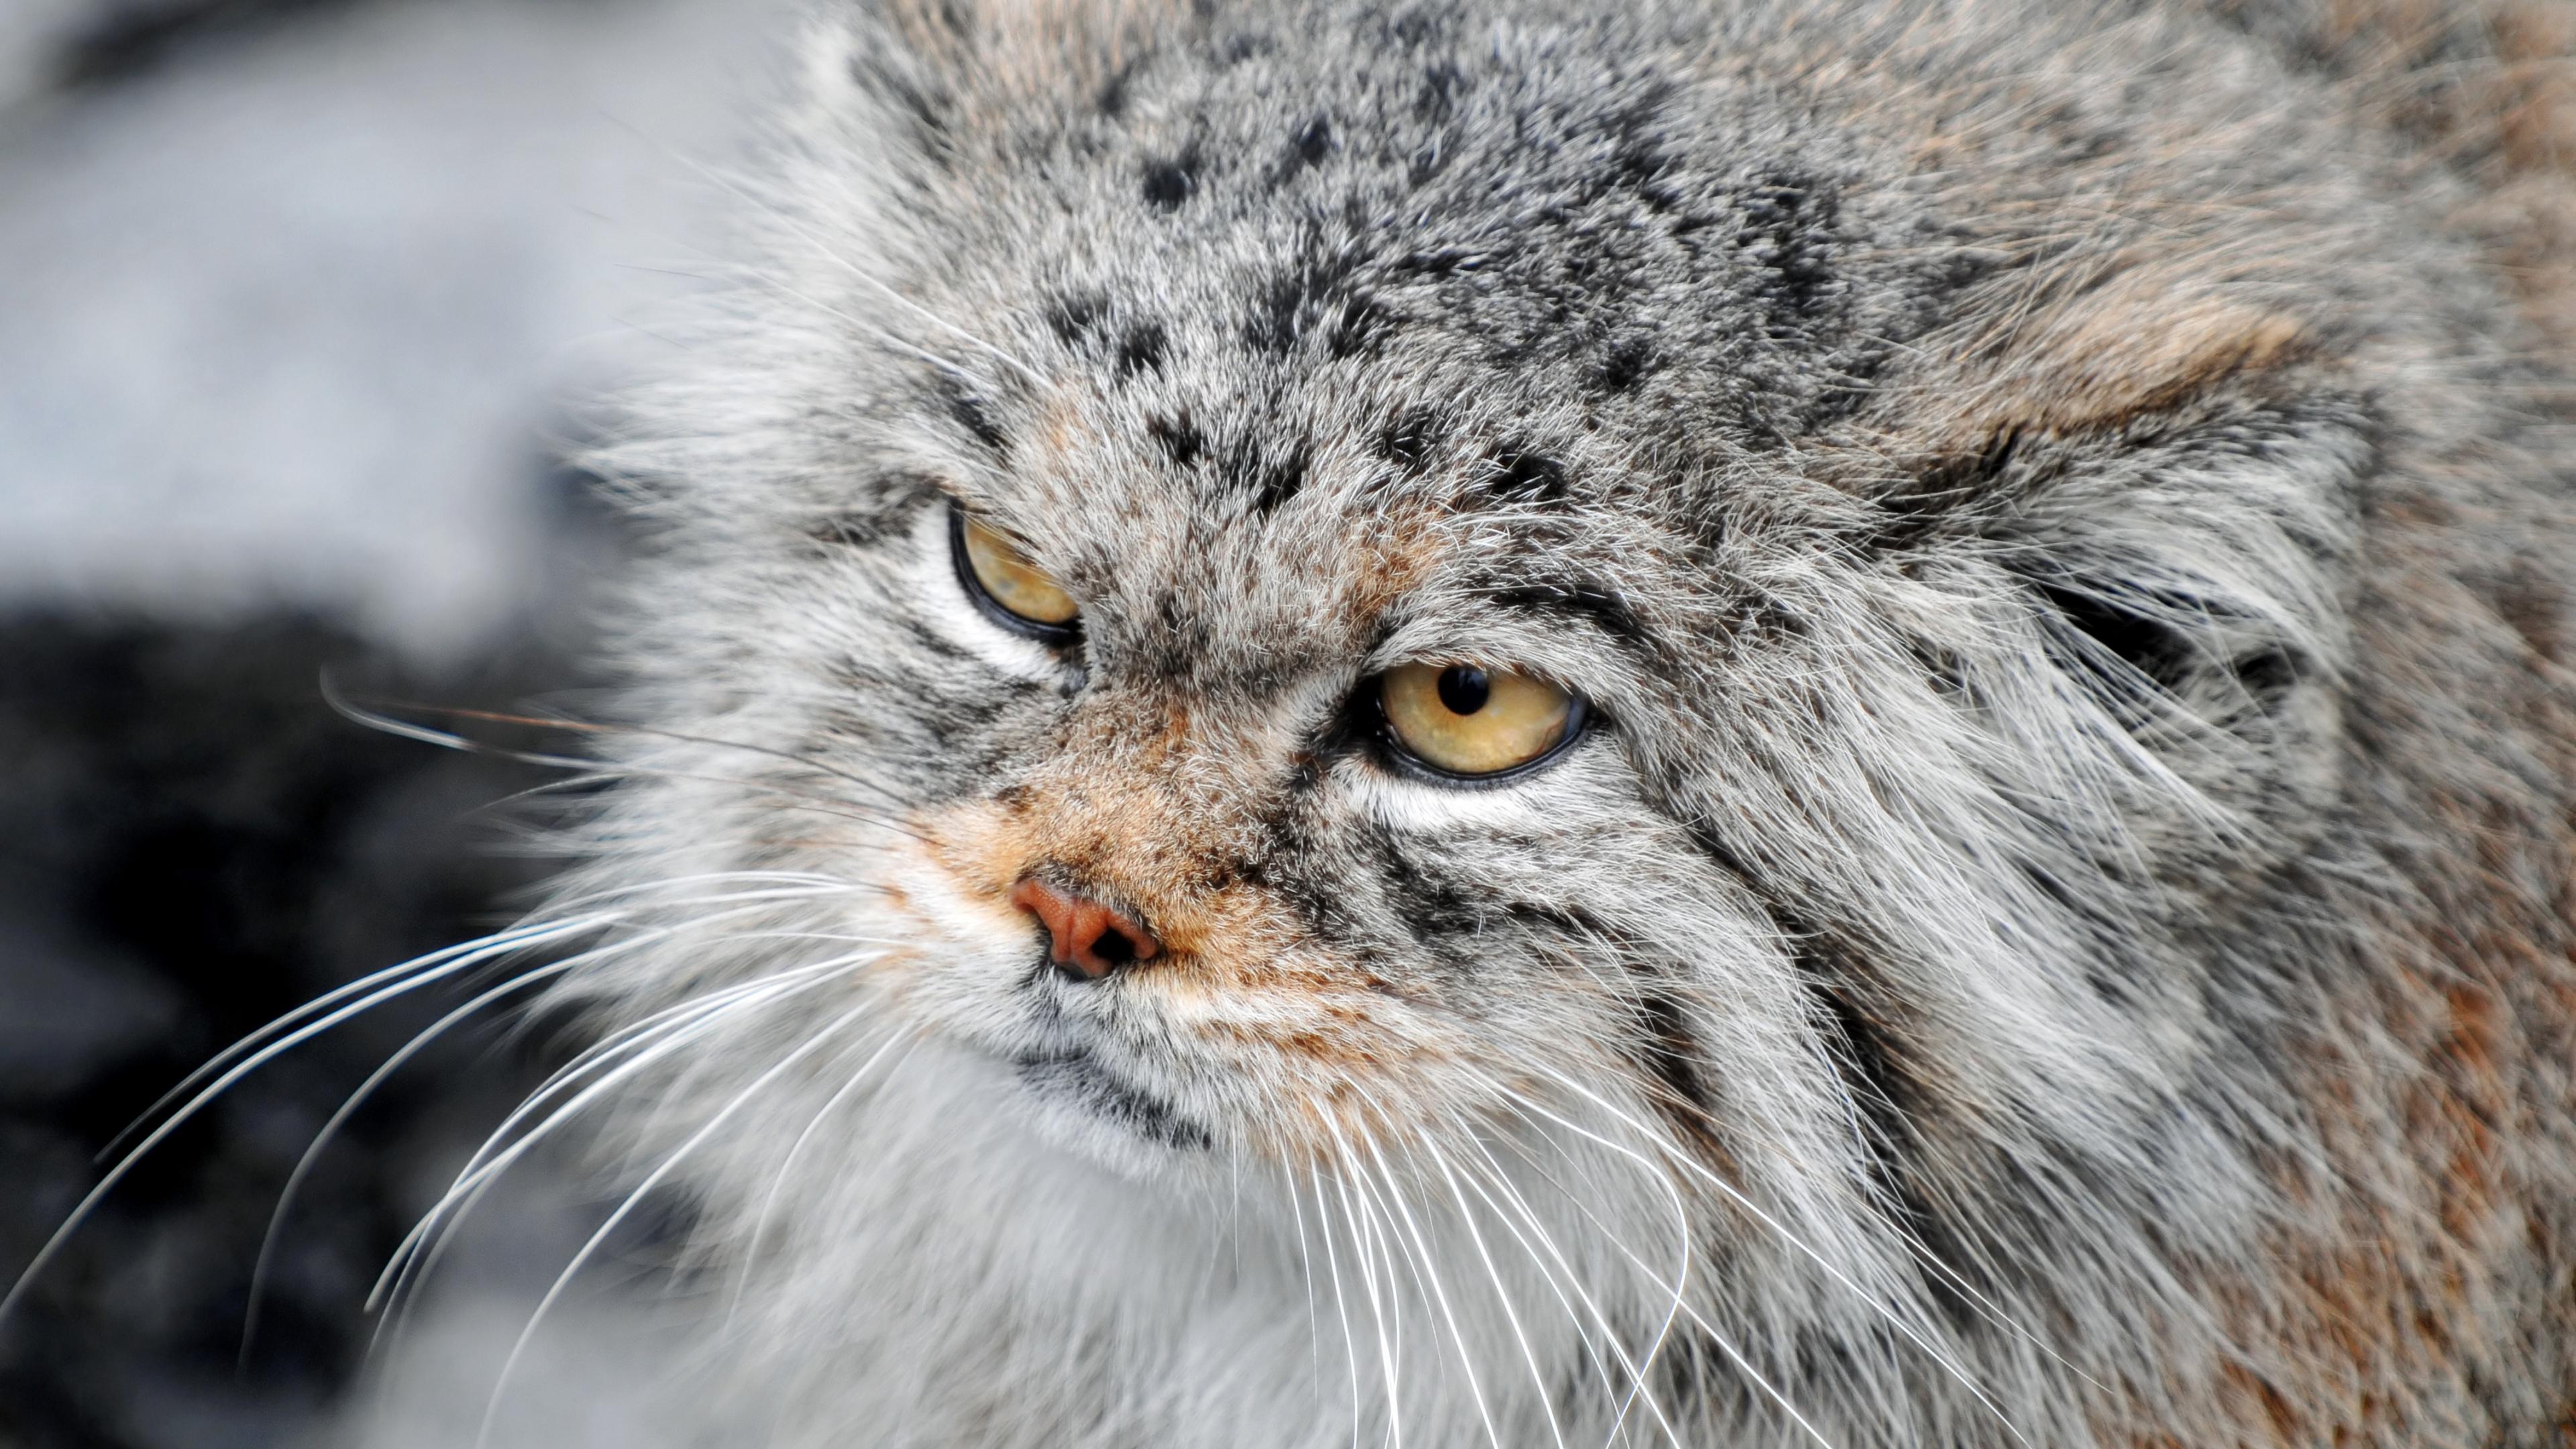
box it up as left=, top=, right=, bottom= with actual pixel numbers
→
left=1371, top=840, right=1483, bottom=943
left=1790, top=925, right=1985, bottom=1326
left=1679, top=825, right=1983, bottom=1318
left=1633, top=989, right=1738, bottom=1175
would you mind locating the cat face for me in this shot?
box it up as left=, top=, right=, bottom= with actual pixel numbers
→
left=574, top=0, right=2444, bottom=1428
left=876, top=429, right=1786, bottom=1177
left=616, top=0, right=2358, bottom=1191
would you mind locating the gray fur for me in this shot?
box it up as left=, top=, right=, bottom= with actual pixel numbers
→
left=549, top=1, right=2576, bottom=1443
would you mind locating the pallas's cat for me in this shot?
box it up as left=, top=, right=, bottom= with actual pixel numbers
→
left=61, top=0, right=2576, bottom=1444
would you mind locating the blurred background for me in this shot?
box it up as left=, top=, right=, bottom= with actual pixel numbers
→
left=0, top=2, right=791, bottom=1443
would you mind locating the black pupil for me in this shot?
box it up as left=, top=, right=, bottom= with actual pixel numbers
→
left=1436, top=665, right=1491, bottom=716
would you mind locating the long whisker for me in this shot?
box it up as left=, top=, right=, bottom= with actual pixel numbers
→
left=1346, top=1101, right=1503, bottom=1449
left=1413, top=1123, right=1570, bottom=1449
left=99, top=916, right=611, bottom=1166
left=0, top=915, right=610, bottom=1328
left=370, top=951, right=881, bottom=1326
left=1503, top=1066, right=2023, bottom=1446
left=1446, top=1127, right=1684, bottom=1446
left=1320, top=1116, right=1405, bottom=1449
left=329, top=694, right=925, bottom=815
left=239, top=958, right=574, bottom=1367
left=239, top=898, right=872, bottom=1358
left=427, top=930, right=901, bottom=1214
left=472, top=999, right=879, bottom=1449
left=1284, top=1159, right=1324, bottom=1385
left=1311, top=1161, right=1368, bottom=1449
left=724, top=1026, right=920, bottom=1330
left=322, top=684, right=933, bottom=845
left=364, top=957, right=869, bottom=1358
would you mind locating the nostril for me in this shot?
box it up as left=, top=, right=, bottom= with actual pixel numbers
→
left=1089, top=926, right=1138, bottom=968
left=1009, top=875, right=1161, bottom=982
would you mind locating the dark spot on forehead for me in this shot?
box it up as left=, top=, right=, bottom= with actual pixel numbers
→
left=1142, top=151, right=1199, bottom=210
left=1219, top=438, right=1310, bottom=515
left=1324, top=294, right=1397, bottom=358
left=1116, top=323, right=1169, bottom=377
left=1381, top=6, right=1445, bottom=48
left=1389, top=246, right=1479, bottom=279
left=1377, top=409, right=1444, bottom=474
left=1269, top=114, right=1336, bottom=191
left=1147, top=412, right=1206, bottom=469
left=1046, top=290, right=1106, bottom=348
left=1593, top=335, right=1659, bottom=396
left=1295, top=116, right=1332, bottom=166
left=1415, top=61, right=1466, bottom=124
left=1095, top=60, right=1135, bottom=118
left=1481, top=447, right=1568, bottom=503
left=1245, top=237, right=1394, bottom=358
left=1736, top=174, right=1843, bottom=334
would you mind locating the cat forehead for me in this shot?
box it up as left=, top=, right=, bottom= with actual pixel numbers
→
left=938, top=370, right=1663, bottom=684
left=847, top=0, right=1921, bottom=461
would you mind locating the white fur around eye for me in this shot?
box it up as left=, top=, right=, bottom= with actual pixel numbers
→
left=1341, top=724, right=1629, bottom=835
left=908, top=503, right=1079, bottom=683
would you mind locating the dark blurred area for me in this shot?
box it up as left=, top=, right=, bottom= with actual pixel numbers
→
left=0, top=608, right=577, bottom=1449
left=0, top=0, right=775, bottom=1443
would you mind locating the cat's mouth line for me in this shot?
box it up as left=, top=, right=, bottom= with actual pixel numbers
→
left=1013, top=1046, right=1214, bottom=1151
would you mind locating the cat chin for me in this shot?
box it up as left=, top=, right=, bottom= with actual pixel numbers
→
left=1000, top=1046, right=1224, bottom=1184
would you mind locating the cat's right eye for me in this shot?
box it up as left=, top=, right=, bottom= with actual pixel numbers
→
left=953, top=507, right=1081, bottom=643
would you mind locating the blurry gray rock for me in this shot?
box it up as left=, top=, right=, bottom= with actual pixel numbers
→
left=0, top=920, right=180, bottom=1102
left=0, top=3, right=795, bottom=1446
left=0, top=0, right=787, bottom=661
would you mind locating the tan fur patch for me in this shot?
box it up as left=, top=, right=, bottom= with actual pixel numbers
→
left=1980, top=286, right=2311, bottom=437
left=905, top=690, right=1497, bottom=1166
left=1884, top=271, right=2316, bottom=471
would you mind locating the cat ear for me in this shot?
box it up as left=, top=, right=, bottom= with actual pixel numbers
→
left=1927, top=271, right=2316, bottom=442
left=1871, top=275, right=2360, bottom=794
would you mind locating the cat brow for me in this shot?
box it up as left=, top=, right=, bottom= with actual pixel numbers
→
left=1477, top=579, right=1656, bottom=655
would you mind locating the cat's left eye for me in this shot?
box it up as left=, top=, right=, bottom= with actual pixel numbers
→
left=953, top=508, right=1080, bottom=641
left=1378, top=662, right=1585, bottom=780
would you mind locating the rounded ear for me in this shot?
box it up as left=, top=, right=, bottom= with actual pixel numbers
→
left=1863, top=273, right=2367, bottom=828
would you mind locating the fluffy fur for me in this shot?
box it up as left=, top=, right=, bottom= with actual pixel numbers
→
left=549, top=1, right=2576, bottom=1443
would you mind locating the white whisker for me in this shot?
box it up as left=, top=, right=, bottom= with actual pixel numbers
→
left=724, top=1026, right=920, bottom=1330
left=473, top=999, right=879, bottom=1449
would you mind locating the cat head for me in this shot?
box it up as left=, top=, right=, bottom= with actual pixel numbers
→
left=575, top=0, right=2465, bottom=1390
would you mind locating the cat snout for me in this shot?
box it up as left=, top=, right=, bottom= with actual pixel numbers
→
left=1009, top=876, right=1161, bottom=982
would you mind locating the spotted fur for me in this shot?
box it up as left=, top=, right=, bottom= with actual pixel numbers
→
left=558, top=1, right=2576, bottom=1443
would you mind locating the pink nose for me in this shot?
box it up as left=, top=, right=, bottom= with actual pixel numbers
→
left=1010, top=877, right=1161, bottom=981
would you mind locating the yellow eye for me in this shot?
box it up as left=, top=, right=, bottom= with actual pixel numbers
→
left=955, top=510, right=1080, bottom=636
left=1379, top=663, right=1582, bottom=777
